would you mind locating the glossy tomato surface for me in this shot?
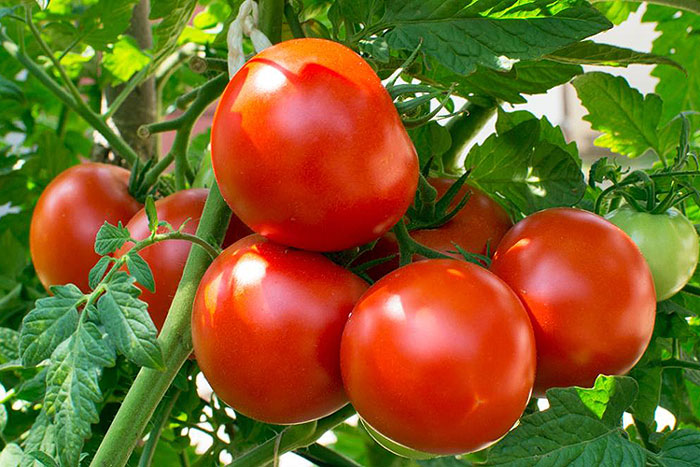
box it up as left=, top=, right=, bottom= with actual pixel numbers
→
left=192, top=235, right=368, bottom=424
left=211, top=38, right=418, bottom=252
left=341, top=259, right=535, bottom=455
left=116, top=189, right=251, bottom=330
left=359, top=179, right=512, bottom=280
left=30, top=163, right=142, bottom=292
left=606, top=206, right=699, bottom=301
left=490, top=208, right=656, bottom=394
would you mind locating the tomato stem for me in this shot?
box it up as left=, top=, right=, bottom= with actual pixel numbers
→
left=284, top=2, right=306, bottom=39
left=441, top=101, right=498, bottom=174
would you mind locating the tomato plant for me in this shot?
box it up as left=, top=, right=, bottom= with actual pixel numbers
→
left=606, top=206, right=699, bottom=301
left=191, top=234, right=367, bottom=424
left=211, top=38, right=419, bottom=252
left=341, top=259, right=536, bottom=454
left=490, top=208, right=657, bottom=394
left=30, top=162, right=142, bottom=292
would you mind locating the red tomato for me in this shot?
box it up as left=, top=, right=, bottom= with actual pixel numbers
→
left=30, top=163, right=142, bottom=292
left=211, top=38, right=418, bottom=252
left=490, top=208, right=656, bottom=394
left=191, top=234, right=368, bottom=424
left=359, top=179, right=512, bottom=280
left=116, top=189, right=251, bottom=331
left=340, top=259, right=536, bottom=455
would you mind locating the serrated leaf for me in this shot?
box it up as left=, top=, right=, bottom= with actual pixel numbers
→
left=152, top=0, right=197, bottom=58
left=547, top=41, right=683, bottom=71
left=20, top=285, right=83, bottom=366
left=496, top=109, right=580, bottom=162
left=0, top=327, right=20, bottom=363
left=102, top=35, right=151, bottom=84
left=486, top=376, right=645, bottom=466
left=654, top=429, right=700, bottom=466
left=88, top=257, right=112, bottom=290
left=97, top=272, right=163, bottom=368
left=45, top=323, right=115, bottom=467
left=94, top=221, right=131, bottom=255
left=126, top=253, right=155, bottom=293
left=79, top=0, right=140, bottom=50
left=383, top=2, right=611, bottom=75
left=20, top=411, right=56, bottom=467
left=145, top=196, right=158, bottom=232
left=25, top=452, right=58, bottom=467
left=572, top=72, right=663, bottom=158
left=0, top=444, right=23, bottom=467
left=0, top=74, right=23, bottom=102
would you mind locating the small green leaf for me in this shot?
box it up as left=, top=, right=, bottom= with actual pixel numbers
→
left=547, top=41, right=683, bottom=71
left=0, top=327, right=20, bottom=363
left=126, top=253, right=155, bottom=293
left=16, top=368, right=48, bottom=402
left=151, top=0, right=198, bottom=58
left=88, top=257, right=112, bottom=290
left=487, top=376, right=645, bottom=465
left=145, top=196, right=158, bottom=233
left=94, top=221, right=131, bottom=255
left=97, top=272, right=163, bottom=368
left=20, top=411, right=56, bottom=467
left=25, top=451, right=58, bottom=467
left=0, top=444, right=23, bottom=467
left=655, top=429, right=700, bottom=465
left=102, top=35, right=151, bottom=84
left=20, top=285, right=83, bottom=366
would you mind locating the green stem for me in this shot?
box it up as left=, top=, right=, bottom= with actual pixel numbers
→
left=683, top=284, right=700, bottom=296
left=295, top=443, right=362, bottom=467
left=104, top=64, right=154, bottom=120
left=153, top=231, right=220, bottom=259
left=0, top=31, right=139, bottom=166
left=392, top=220, right=452, bottom=266
left=259, top=0, right=285, bottom=44
left=137, top=389, right=181, bottom=467
left=648, top=358, right=700, bottom=371
left=633, top=416, right=654, bottom=451
left=284, top=2, right=305, bottom=39
left=90, top=184, right=232, bottom=467
left=442, top=101, right=497, bottom=174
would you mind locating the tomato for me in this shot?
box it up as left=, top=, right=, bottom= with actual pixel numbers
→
left=191, top=234, right=368, bottom=424
left=30, top=163, right=142, bottom=292
left=490, top=208, right=656, bottom=394
left=359, top=178, right=512, bottom=280
left=340, top=259, right=535, bottom=455
left=606, top=206, right=699, bottom=301
left=116, top=189, right=251, bottom=331
left=211, top=38, right=418, bottom=252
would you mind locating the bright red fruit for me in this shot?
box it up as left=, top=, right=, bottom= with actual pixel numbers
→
left=211, top=38, right=418, bottom=252
left=192, top=234, right=368, bottom=424
left=490, top=208, right=656, bottom=394
left=341, top=259, right=536, bottom=455
left=30, top=163, right=142, bottom=292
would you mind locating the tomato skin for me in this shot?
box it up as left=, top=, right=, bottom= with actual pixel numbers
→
left=340, top=259, right=536, bottom=455
left=211, top=38, right=418, bottom=252
left=116, top=189, right=251, bottom=331
left=30, top=163, right=142, bottom=292
left=360, top=179, right=512, bottom=280
left=191, top=234, right=368, bottom=424
left=606, top=206, right=699, bottom=301
left=490, top=208, right=656, bottom=394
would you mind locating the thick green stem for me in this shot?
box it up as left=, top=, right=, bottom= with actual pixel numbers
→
left=90, top=184, right=232, bottom=467
left=259, top=0, right=285, bottom=44
left=0, top=31, right=139, bottom=166
left=683, top=284, right=700, bottom=296
left=442, top=101, right=497, bottom=174
left=295, top=443, right=361, bottom=467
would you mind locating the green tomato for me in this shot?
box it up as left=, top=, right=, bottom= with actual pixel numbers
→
left=606, top=206, right=699, bottom=301
left=360, top=418, right=439, bottom=460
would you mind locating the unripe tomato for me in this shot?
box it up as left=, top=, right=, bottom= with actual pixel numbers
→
left=490, top=208, right=656, bottom=394
left=30, top=163, right=142, bottom=292
left=341, top=259, right=536, bottom=455
left=211, top=38, right=418, bottom=252
left=606, top=206, right=699, bottom=301
left=359, top=179, right=512, bottom=280
left=116, top=189, right=251, bottom=330
left=192, top=235, right=368, bottom=424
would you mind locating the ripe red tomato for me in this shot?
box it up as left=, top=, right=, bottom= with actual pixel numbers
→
left=191, top=234, right=368, bottom=424
left=340, top=259, right=536, bottom=455
left=211, top=38, right=418, bottom=252
left=30, top=163, right=142, bottom=292
left=490, top=208, right=656, bottom=394
left=116, top=189, right=251, bottom=330
left=359, top=179, right=512, bottom=280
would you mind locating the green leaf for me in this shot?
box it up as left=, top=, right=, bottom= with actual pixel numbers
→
left=16, top=368, right=48, bottom=402
left=383, top=2, right=611, bottom=75
left=0, top=327, right=20, bottom=363
left=151, top=0, right=198, bottom=58
left=629, top=346, right=663, bottom=428
left=44, top=323, right=115, bottom=467
left=408, top=122, right=452, bottom=167
left=486, top=376, right=646, bottom=465
left=102, top=35, right=151, bottom=84
left=655, top=429, right=700, bottom=466
left=0, top=403, right=6, bottom=434
left=547, top=41, right=683, bottom=71
left=145, top=196, right=158, bottom=232
left=97, top=272, right=163, bottom=368
left=20, top=411, right=56, bottom=467
left=496, top=109, right=580, bottom=162
left=465, top=119, right=585, bottom=216
left=126, top=253, right=155, bottom=293
left=20, top=285, right=83, bottom=366
left=594, top=1, right=640, bottom=25
left=94, top=221, right=131, bottom=255
left=572, top=72, right=663, bottom=158
left=0, top=230, right=26, bottom=280
left=0, top=444, right=23, bottom=467
left=88, top=256, right=111, bottom=290
left=24, top=451, right=58, bottom=467
left=79, top=0, right=141, bottom=50
left=0, top=74, right=23, bottom=102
